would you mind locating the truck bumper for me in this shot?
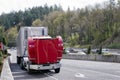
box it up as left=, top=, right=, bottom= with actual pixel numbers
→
left=29, top=63, right=61, bottom=70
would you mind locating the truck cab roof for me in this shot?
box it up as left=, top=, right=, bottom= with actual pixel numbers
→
left=30, top=36, right=52, bottom=39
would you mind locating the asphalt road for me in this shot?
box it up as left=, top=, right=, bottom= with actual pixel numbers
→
left=8, top=49, right=120, bottom=80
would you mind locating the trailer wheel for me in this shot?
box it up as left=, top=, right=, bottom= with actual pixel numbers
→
left=55, top=68, right=60, bottom=73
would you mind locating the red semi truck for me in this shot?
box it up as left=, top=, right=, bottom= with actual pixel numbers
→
left=17, top=27, right=63, bottom=73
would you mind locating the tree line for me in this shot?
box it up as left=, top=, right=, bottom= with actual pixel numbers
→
left=42, top=0, right=120, bottom=48
left=0, top=4, right=62, bottom=46
left=0, top=4, right=62, bottom=30
left=0, top=0, right=120, bottom=48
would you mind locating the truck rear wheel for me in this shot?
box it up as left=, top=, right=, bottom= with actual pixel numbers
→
left=55, top=68, right=60, bottom=73
left=17, top=56, right=20, bottom=64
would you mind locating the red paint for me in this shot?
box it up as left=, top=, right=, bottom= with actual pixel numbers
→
left=0, top=42, right=2, bottom=50
left=28, top=37, right=36, bottom=63
left=28, top=36, right=63, bottom=64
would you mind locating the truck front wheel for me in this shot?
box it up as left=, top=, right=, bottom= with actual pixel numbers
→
left=27, top=68, right=32, bottom=74
left=55, top=68, right=60, bottom=73
left=27, top=63, right=33, bottom=74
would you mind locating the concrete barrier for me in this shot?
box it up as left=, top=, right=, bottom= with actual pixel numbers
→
left=96, top=55, right=114, bottom=62
left=1, top=58, right=14, bottom=80
left=115, top=55, right=120, bottom=63
left=63, top=54, right=120, bottom=63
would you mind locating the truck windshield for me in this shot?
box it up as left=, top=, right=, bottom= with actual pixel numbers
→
left=30, top=29, right=43, bottom=37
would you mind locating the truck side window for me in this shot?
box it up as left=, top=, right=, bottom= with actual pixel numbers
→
left=24, top=30, right=28, bottom=39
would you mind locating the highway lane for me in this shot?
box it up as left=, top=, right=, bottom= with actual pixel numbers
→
left=9, top=49, right=120, bottom=80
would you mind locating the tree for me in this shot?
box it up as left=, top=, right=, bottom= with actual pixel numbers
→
left=32, top=19, right=42, bottom=26
left=6, top=27, right=18, bottom=47
left=0, top=5, right=63, bottom=29
left=53, top=13, right=66, bottom=39
left=42, top=11, right=64, bottom=37
left=0, top=26, right=4, bottom=42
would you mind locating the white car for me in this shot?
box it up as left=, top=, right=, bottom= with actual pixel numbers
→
left=102, top=49, right=109, bottom=53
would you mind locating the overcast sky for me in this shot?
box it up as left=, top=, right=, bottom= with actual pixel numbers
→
left=0, top=0, right=109, bottom=14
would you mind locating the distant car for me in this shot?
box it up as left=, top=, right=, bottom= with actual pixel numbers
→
left=78, top=50, right=86, bottom=55
left=91, top=49, right=98, bottom=53
left=68, top=50, right=86, bottom=55
left=64, top=48, right=78, bottom=53
left=92, top=48, right=109, bottom=54
left=64, top=48, right=70, bottom=53
left=81, top=48, right=87, bottom=53
left=102, top=49, right=109, bottom=53
left=68, top=48, right=78, bottom=53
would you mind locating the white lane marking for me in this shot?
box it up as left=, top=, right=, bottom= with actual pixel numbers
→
left=62, top=68, right=86, bottom=78
left=75, top=73, right=85, bottom=78
left=44, top=73, right=58, bottom=80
